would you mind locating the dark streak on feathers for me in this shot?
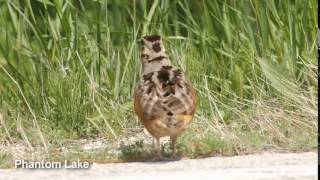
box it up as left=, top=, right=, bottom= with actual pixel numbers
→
left=149, top=56, right=167, bottom=62
left=173, top=69, right=182, bottom=76
left=143, top=35, right=161, bottom=42
left=143, top=72, right=153, bottom=82
left=157, top=68, right=170, bottom=83
left=161, top=65, right=172, bottom=70
left=146, top=84, right=154, bottom=94
left=152, top=42, right=161, bottom=52
left=141, top=54, right=149, bottom=59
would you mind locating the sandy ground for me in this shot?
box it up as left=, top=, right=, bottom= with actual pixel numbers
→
left=0, top=151, right=317, bottom=180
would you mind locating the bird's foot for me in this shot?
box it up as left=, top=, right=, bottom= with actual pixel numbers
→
left=154, top=154, right=172, bottom=161
left=152, top=153, right=180, bottom=161
left=169, top=153, right=181, bottom=161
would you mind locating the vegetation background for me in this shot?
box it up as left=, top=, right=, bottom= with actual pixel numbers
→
left=0, top=0, right=318, bottom=166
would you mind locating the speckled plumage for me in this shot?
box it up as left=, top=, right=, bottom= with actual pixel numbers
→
left=134, top=35, right=197, bottom=160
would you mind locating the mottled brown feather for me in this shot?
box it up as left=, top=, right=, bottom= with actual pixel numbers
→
left=134, top=34, right=197, bottom=148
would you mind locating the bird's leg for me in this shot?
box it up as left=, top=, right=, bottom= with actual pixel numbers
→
left=170, top=135, right=177, bottom=159
left=156, top=137, right=162, bottom=160
left=153, top=137, right=171, bottom=161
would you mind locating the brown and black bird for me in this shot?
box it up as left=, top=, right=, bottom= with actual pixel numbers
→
left=134, top=35, right=197, bottom=160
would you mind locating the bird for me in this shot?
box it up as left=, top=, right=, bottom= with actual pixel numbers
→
left=133, top=35, right=197, bottom=160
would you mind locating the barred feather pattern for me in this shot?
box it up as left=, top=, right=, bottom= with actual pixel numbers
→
left=134, top=35, right=196, bottom=135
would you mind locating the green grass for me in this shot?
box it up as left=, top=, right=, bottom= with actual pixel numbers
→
left=0, top=151, right=13, bottom=168
left=0, top=0, right=317, bottom=166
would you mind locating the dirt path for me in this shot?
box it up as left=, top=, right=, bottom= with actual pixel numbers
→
left=0, top=151, right=317, bottom=180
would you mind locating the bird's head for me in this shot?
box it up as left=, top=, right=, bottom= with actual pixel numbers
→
left=139, top=35, right=166, bottom=62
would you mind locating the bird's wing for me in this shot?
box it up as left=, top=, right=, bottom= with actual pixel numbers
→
left=134, top=67, right=196, bottom=123
left=160, top=68, right=197, bottom=116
